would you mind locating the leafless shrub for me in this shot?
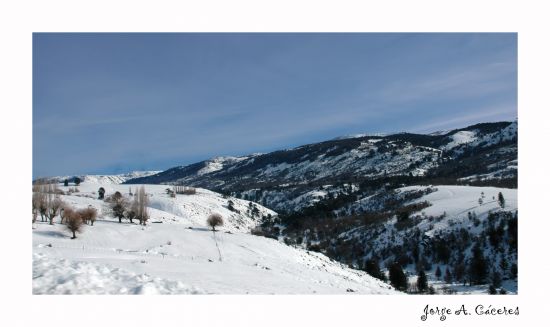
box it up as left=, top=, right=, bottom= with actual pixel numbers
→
left=65, top=208, right=83, bottom=239
left=47, top=197, right=64, bottom=225
left=79, top=207, right=98, bottom=226
left=62, top=206, right=75, bottom=224
left=207, top=213, right=224, bottom=231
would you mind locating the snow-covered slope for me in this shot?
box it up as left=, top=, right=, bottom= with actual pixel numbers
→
left=32, top=179, right=398, bottom=294
left=56, top=181, right=275, bottom=233
left=336, top=185, right=518, bottom=294
left=126, top=121, right=517, bottom=212
left=442, top=130, right=477, bottom=150
left=400, top=185, right=517, bottom=236
left=50, top=171, right=162, bottom=185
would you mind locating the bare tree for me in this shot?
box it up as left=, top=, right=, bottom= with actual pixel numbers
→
left=134, top=186, right=149, bottom=225
left=207, top=213, right=224, bottom=231
left=60, top=205, right=73, bottom=224
left=32, top=192, right=42, bottom=224
left=174, top=185, right=196, bottom=195
left=65, top=209, right=83, bottom=239
left=79, top=207, right=98, bottom=226
left=47, top=197, right=64, bottom=225
left=126, top=207, right=136, bottom=224
left=111, top=196, right=128, bottom=223
left=33, top=184, right=48, bottom=222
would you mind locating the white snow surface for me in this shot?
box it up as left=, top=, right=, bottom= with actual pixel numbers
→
left=52, top=171, right=161, bottom=185
left=197, top=156, right=250, bottom=176
left=33, top=180, right=397, bottom=294
left=399, top=185, right=517, bottom=236
left=443, top=130, right=477, bottom=150
left=403, top=185, right=516, bottom=216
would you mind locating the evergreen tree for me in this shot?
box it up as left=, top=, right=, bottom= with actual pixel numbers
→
left=453, top=262, right=466, bottom=285
left=469, top=243, right=488, bottom=285
left=444, top=267, right=453, bottom=284
left=500, top=257, right=509, bottom=275
left=489, top=284, right=497, bottom=295
left=364, top=259, right=386, bottom=282
left=498, top=192, right=505, bottom=208
left=98, top=187, right=105, bottom=200
left=389, top=263, right=408, bottom=291
left=491, top=271, right=502, bottom=288
left=435, top=266, right=442, bottom=280
left=510, top=263, right=518, bottom=278
left=227, top=199, right=235, bottom=212
left=63, top=179, right=69, bottom=187
left=417, top=270, right=428, bottom=293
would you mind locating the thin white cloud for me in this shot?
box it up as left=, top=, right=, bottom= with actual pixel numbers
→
left=367, top=61, right=516, bottom=105
left=409, top=103, right=517, bottom=133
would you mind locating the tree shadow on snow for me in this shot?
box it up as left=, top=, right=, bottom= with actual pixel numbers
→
left=33, top=230, right=67, bottom=238
left=187, top=227, right=212, bottom=232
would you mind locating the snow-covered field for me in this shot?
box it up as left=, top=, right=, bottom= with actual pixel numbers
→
left=401, top=185, right=517, bottom=236
left=378, top=185, right=517, bottom=294
left=32, top=180, right=398, bottom=294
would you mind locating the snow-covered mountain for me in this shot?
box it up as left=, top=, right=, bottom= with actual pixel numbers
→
left=33, top=120, right=517, bottom=295
left=32, top=179, right=397, bottom=294
left=126, top=121, right=517, bottom=212
left=45, top=171, right=162, bottom=185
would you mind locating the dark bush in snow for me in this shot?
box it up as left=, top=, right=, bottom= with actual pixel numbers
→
left=207, top=213, right=224, bottom=231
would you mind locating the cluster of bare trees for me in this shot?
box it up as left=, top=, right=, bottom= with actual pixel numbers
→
left=32, top=183, right=64, bottom=225
left=32, top=182, right=98, bottom=238
left=173, top=185, right=196, bottom=195
left=107, top=186, right=149, bottom=225
left=62, top=206, right=97, bottom=238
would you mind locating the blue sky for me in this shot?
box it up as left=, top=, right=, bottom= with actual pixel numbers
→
left=33, top=33, right=517, bottom=178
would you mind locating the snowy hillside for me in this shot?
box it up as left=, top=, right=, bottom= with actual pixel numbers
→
left=48, top=171, right=161, bottom=185
left=32, top=121, right=517, bottom=295
left=272, top=185, right=518, bottom=294
left=44, top=181, right=275, bottom=233
left=126, top=121, right=517, bottom=212
left=32, top=179, right=398, bottom=294
left=399, top=185, right=517, bottom=236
